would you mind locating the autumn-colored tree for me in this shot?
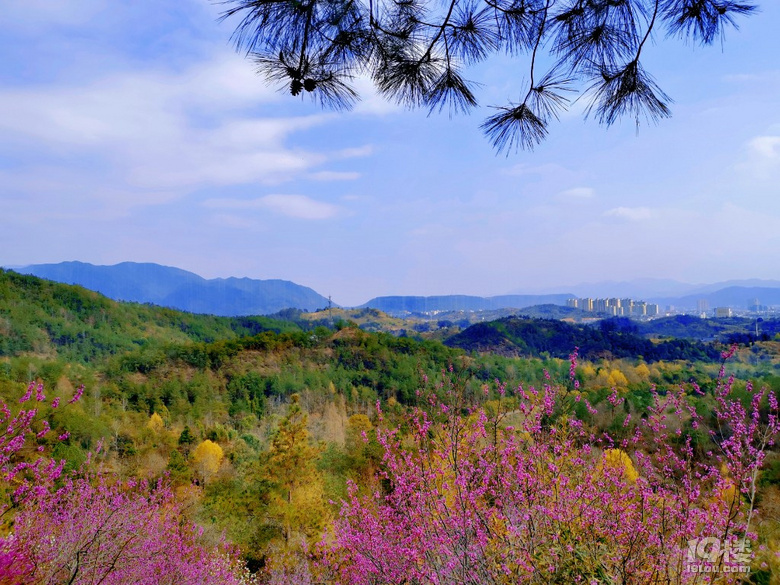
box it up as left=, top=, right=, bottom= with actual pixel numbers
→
left=147, top=412, right=165, bottom=433
left=634, top=362, right=651, bottom=381
left=345, top=414, right=380, bottom=485
left=192, top=439, right=224, bottom=483
left=599, top=448, right=639, bottom=483
left=263, top=394, right=329, bottom=548
left=607, top=368, right=630, bottom=389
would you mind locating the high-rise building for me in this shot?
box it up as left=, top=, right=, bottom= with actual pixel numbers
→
left=566, top=297, right=658, bottom=317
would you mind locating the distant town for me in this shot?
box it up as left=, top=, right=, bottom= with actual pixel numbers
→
left=567, top=297, right=661, bottom=317
left=567, top=297, right=778, bottom=319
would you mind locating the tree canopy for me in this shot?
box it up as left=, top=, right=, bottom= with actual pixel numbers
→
left=220, top=0, right=756, bottom=151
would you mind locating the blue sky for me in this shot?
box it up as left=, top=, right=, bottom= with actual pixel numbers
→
left=1, top=0, right=779, bottom=306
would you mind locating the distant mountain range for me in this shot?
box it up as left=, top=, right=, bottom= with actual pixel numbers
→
left=15, top=262, right=331, bottom=317
left=361, top=285, right=780, bottom=314
left=360, top=294, right=575, bottom=314
left=9, top=262, right=780, bottom=317
left=650, top=287, right=780, bottom=311
left=512, top=278, right=697, bottom=299
left=514, top=278, right=780, bottom=309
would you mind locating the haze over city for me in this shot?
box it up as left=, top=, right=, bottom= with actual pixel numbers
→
left=2, top=0, right=779, bottom=306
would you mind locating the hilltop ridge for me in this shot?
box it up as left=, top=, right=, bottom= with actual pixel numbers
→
left=17, top=262, right=331, bottom=316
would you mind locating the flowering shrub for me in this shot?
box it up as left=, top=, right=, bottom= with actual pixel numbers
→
left=0, top=382, right=254, bottom=585
left=6, top=474, right=250, bottom=585
left=321, top=351, right=779, bottom=584
left=0, top=381, right=71, bottom=507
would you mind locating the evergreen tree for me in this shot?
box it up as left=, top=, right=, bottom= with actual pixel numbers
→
left=221, top=0, right=757, bottom=151
left=263, top=394, right=329, bottom=547
left=178, top=425, right=196, bottom=455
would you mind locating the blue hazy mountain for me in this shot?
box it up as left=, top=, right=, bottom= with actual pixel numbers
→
left=16, top=262, right=332, bottom=316
left=360, top=294, right=574, bottom=314
left=512, top=278, right=780, bottom=310
left=652, top=286, right=780, bottom=311
left=509, top=278, right=697, bottom=298
left=13, top=262, right=780, bottom=316
left=362, top=283, right=780, bottom=315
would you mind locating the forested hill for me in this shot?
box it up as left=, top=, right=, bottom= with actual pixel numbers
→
left=631, top=315, right=780, bottom=342
left=17, top=261, right=331, bottom=316
left=445, top=317, right=721, bottom=362
left=0, top=269, right=299, bottom=362
left=2, top=268, right=727, bottom=366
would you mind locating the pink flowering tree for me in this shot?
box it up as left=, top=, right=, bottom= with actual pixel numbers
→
left=0, top=382, right=255, bottom=585
left=321, top=350, right=779, bottom=584
left=6, top=474, right=252, bottom=585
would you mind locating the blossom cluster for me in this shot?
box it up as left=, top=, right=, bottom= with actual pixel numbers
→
left=0, top=382, right=254, bottom=585
left=320, top=354, right=779, bottom=584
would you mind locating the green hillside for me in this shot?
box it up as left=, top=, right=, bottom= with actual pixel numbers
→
left=4, top=269, right=780, bottom=577
left=0, top=269, right=299, bottom=362
left=633, top=314, right=780, bottom=342
left=445, top=316, right=721, bottom=362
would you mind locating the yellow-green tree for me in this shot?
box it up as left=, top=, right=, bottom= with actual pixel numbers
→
left=192, top=439, right=224, bottom=484
left=600, top=448, right=639, bottom=483
left=634, top=362, right=651, bottom=381
left=345, top=414, right=379, bottom=484
left=606, top=368, right=629, bottom=390
left=263, top=394, right=329, bottom=548
left=147, top=412, right=165, bottom=433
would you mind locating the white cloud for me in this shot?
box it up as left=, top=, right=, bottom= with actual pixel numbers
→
left=604, top=206, right=656, bottom=221
left=734, top=135, right=780, bottom=181
left=748, top=136, right=780, bottom=160
left=502, top=163, right=569, bottom=177
left=408, top=223, right=457, bottom=238
left=0, top=52, right=368, bottom=216
left=721, top=71, right=780, bottom=84
left=255, top=194, right=342, bottom=220
left=0, top=56, right=318, bottom=152
left=0, top=167, right=182, bottom=221
left=334, top=145, right=375, bottom=158
left=351, top=76, right=403, bottom=115
left=209, top=213, right=262, bottom=229
left=309, top=171, right=361, bottom=181
left=560, top=187, right=595, bottom=198
left=203, top=195, right=341, bottom=220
